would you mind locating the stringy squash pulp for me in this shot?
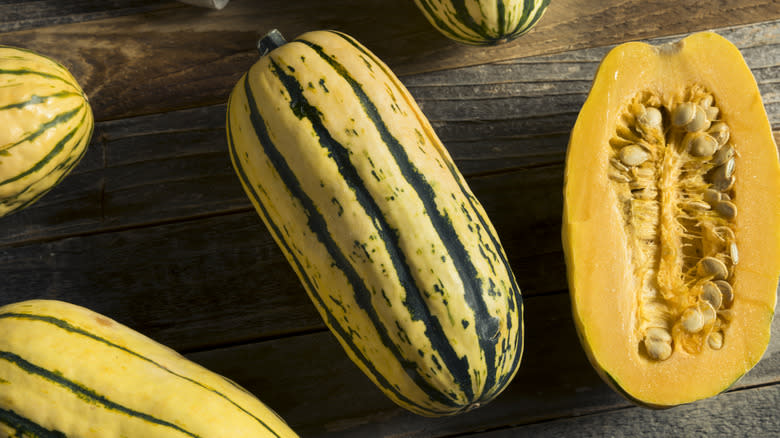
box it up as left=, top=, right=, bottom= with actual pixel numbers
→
left=563, top=32, right=780, bottom=407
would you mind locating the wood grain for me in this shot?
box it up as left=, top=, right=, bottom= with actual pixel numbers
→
left=0, top=166, right=567, bottom=351
left=0, top=20, right=775, bottom=353
left=469, top=385, right=780, bottom=437
left=0, top=0, right=178, bottom=32
left=185, top=291, right=780, bottom=437
left=0, top=20, right=775, bottom=246
left=1, top=11, right=779, bottom=437
left=0, top=1, right=776, bottom=120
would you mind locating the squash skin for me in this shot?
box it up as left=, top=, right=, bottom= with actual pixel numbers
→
left=562, top=32, right=780, bottom=407
left=0, top=300, right=298, bottom=437
left=0, top=46, right=93, bottom=217
left=226, top=30, right=523, bottom=417
left=413, top=0, right=550, bottom=45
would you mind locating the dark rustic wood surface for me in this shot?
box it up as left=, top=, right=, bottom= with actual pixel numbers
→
left=0, top=0, right=777, bottom=120
left=0, top=2, right=778, bottom=437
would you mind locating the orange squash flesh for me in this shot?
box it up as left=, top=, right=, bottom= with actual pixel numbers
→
left=562, top=32, right=780, bottom=407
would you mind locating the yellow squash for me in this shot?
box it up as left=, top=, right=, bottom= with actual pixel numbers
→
left=226, top=29, right=523, bottom=416
left=0, top=46, right=93, bottom=217
left=0, top=300, right=298, bottom=437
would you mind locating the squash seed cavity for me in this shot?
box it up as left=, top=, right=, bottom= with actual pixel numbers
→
left=609, top=87, right=738, bottom=361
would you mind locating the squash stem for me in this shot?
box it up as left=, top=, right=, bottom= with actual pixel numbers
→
left=258, top=29, right=287, bottom=56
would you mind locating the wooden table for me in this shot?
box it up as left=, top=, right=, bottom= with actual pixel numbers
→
left=2, top=1, right=779, bottom=436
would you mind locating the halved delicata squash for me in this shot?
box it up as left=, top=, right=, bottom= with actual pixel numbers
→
left=562, top=32, right=780, bottom=407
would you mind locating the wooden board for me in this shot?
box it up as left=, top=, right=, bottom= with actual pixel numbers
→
left=0, top=0, right=776, bottom=120
left=185, top=290, right=780, bottom=436
left=1, top=3, right=779, bottom=436
left=2, top=20, right=776, bottom=244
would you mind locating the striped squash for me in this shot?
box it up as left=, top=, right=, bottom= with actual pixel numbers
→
left=0, top=46, right=93, bottom=217
left=413, top=0, right=550, bottom=45
left=0, top=299, right=298, bottom=437
left=226, top=29, right=523, bottom=417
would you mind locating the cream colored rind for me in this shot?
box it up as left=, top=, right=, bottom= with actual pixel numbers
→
left=227, top=30, right=523, bottom=416
left=0, top=299, right=298, bottom=437
left=0, top=46, right=94, bottom=217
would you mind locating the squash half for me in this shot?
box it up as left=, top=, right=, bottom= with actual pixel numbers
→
left=562, top=32, right=780, bottom=407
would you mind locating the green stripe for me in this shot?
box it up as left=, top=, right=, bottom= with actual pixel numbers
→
left=265, top=57, right=474, bottom=406
left=0, top=408, right=67, bottom=438
left=0, top=68, right=71, bottom=85
left=0, top=312, right=281, bottom=437
left=324, top=30, right=524, bottom=401
left=0, top=119, right=93, bottom=216
left=0, top=45, right=75, bottom=76
left=0, top=105, right=82, bottom=153
left=234, top=75, right=457, bottom=415
left=0, top=351, right=202, bottom=437
left=508, top=0, right=548, bottom=38
left=415, top=0, right=486, bottom=44
left=0, top=107, right=85, bottom=186
left=295, top=35, right=511, bottom=401
left=496, top=0, right=507, bottom=36
left=416, top=0, right=546, bottom=44
left=0, top=91, right=80, bottom=111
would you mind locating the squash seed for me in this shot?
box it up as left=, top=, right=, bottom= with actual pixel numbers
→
left=714, top=200, right=737, bottom=219
left=672, top=102, right=696, bottom=127
left=711, top=174, right=736, bottom=192
left=714, top=280, right=734, bottom=308
left=699, top=301, right=717, bottom=325
left=685, top=200, right=711, bottom=211
left=644, top=327, right=673, bottom=361
left=703, top=189, right=721, bottom=205
left=708, top=331, right=724, bottom=350
left=687, top=133, right=718, bottom=157
left=638, top=106, right=663, bottom=129
left=698, top=256, right=728, bottom=280
left=609, top=172, right=631, bottom=183
left=705, top=105, right=720, bottom=121
left=619, top=144, right=651, bottom=166
left=611, top=157, right=630, bottom=173
left=712, top=144, right=735, bottom=166
left=708, top=122, right=730, bottom=146
left=711, top=158, right=736, bottom=186
left=681, top=307, right=704, bottom=333
left=700, top=281, right=723, bottom=309
left=685, top=104, right=710, bottom=132
left=611, top=90, right=738, bottom=359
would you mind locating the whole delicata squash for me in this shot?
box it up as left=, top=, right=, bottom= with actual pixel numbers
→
left=0, top=46, right=93, bottom=217
left=226, top=30, right=523, bottom=416
left=562, top=32, right=780, bottom=407
left=413, top=0, right=550, bottom=45
left=0, top=300, right=298, bottom=437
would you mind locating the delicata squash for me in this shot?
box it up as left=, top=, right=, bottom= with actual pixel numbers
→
left=0, top=300, right=298, bottom=437
left=413, top=0, right=550, bottom=45
left=226, top=29, right=523, bottom=416
left=0, top=46, right=93, bottom=217
left=562, top=32, right=780, bottom=407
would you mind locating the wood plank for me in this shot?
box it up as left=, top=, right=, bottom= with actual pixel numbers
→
left=185, top=291, right=780, bottom=437
left=0, top=1, right=775, bottom=120
left=0, top=166, right=568, bottom=351
left=0, top=0, right=178, bottom=32
left=467, top=385, right=780, bottom=437
left=0, top=20, right=776, bottom=245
